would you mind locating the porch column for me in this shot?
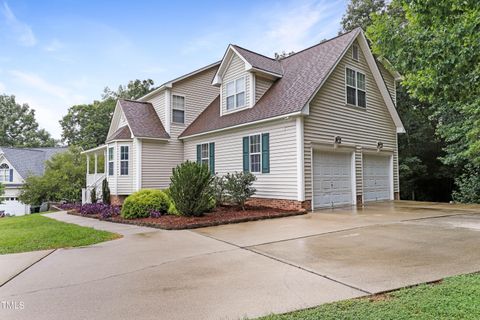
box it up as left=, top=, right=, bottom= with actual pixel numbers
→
left=94, top=153, right=98, bottom=175
left=86, top=154, right=90, bottom=176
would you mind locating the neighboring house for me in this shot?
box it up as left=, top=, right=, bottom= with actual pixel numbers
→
left=0, top=147, right=66, bottom=215
left=83, top=28, right=404, bottom=210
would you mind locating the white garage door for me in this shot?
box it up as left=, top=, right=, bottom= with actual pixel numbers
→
left=313, top=151, right=353, bottom=208
left=363, top=154, right=391, bottom=202
left=0, top=199, right=30, bottom=216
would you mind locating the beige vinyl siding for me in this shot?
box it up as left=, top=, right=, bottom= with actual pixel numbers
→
left=255, top=76, right=273, bottom=103
left=105, top=142, right=117, bottom=194
left=106, top=105, right=122, bottom=140
left=221, top=54, right=251, bottom=114
left=304, top=40, right=399, bottom=201
left=378, top=62, right=396, bottom=105
left=184, top=119, right=298, bottom=200
left=170, top=67, right=219, bottom=126
left=148, top=91, right=166, bottom=125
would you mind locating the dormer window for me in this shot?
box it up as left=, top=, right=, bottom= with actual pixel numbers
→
left=226, top=77, right=245, bottom=111
left=0, top=163, right=11, bottom=182
left=172, top=95, right=185, bottom=124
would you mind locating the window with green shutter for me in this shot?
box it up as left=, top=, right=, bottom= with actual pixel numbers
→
left=243, top=133, right=270, bottom=173
left=243, top=136, right=249, bottom=172
left=196, top=142, right=215, bottom=174
left=209, top=142, right=215, bottom=174
left=261, top=133, right=270, bottom=173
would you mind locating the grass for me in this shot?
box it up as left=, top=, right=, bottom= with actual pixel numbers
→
left=257, top=273, right=480, bottom=320
left=0, top=214, right=121, bottom=254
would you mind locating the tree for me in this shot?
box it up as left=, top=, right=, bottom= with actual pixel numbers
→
left=0, top=183, right=4, bottom=204
left=0, top=94, right=55, bottom=147
left=60, top=79, right=155, bottom=149
left=367, top=0, right=480, bottom=202
left=19, top=147, right=86, bottom=205
left=340, top=0, right=385, bottom=32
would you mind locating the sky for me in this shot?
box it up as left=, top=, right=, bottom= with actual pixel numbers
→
left=0, top=0, right=347, bottom=139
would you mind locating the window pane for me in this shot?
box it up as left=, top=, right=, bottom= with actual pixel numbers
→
left=108, top=162, right=114, bottom=176
left=236, top=92, right=245, bottom=108
left=172, top=109, right=185, bottom=123
left=352, top=45, right=359, bottom=60
left=236, top=78, right=245, bottom=92
left=201, top=144, right=209, bottom=158
left=226, top=96, right=235, bottom=110
left=357, top=90, right=366, bottom=107
left=172, top=95, right=185, bottom=110
left=108, top=147, right=114, bottom=161
left=250, top=154, right=261, bottom=173
left=357, top=72, right=365, bottom=90
left=250, top=135, right=261, bottom=153
left=120, top=161, right=128, bottom=175
left=120, top=146, right=129, bottom=160
left=347, top=87, right=356, bottom=105
left=346, top=68, right=356, bottom=86
left=226, top=81, right=235, bottom=96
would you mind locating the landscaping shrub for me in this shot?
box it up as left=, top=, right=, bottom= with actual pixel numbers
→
left=90, top=187, right=97, bottom=203
left=102, top=179, right=110, bottom=204
left=224, top=172, right=256, bottom=210
left=169, top=161, right=214, bottom=217
left=212, top=175, right=227, bottom=205
left=121, top=189, right=170, bottom=219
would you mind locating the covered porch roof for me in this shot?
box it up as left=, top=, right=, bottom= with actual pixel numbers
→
left=81, top=144, right=107, bottom=155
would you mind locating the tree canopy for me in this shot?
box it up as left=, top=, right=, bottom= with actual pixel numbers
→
left=366, top=0, right=480, bottom=202
left=341, top=0, right=386, bottom=32
left=0, top=94, right=56, bottom=147
left=60, top=79, right=155, bottom=150
left=19, top=147, right=86, bottom=205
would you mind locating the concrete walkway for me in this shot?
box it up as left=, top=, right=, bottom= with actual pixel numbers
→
left=1, top=202, right=479, bottom=320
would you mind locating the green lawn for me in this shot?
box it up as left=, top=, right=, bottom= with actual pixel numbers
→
left=257, top=273, right=480, bottom=320
left=0, top=214, right=120, bottom=254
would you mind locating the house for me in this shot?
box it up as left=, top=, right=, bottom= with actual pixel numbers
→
left=82, top=28, right=404, bottom=210
left=0, top=146, right=66, bottom=215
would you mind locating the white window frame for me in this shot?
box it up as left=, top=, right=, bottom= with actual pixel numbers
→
left=120, top=145, right=129, bottom=176
left=0, top=163, right=9, bottom=182
left=352, top=44, right=359, bottom=61
left=108, top=147, right=114, bottom=176
left=225, top=76, right=246, bottom=111
left=249, top=134, right=262, bottom=173
left=172, top=94, right=185, bottom=124
left=345, top=67, right=367, bottom=108
left=200, top=143, right=209, bottom=167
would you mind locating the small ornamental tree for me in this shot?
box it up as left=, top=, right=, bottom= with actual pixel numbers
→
left=0, top=183, right=4, bottom=204
left=224, top=172, right=256, bottom=210
left=90, top=187, right=97, bottom=203
left=169, top=161, right=214, bottom=217
left=102, top=179, right=110, bottom=204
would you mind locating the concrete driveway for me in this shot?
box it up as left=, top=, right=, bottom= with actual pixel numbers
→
left=1, top=201, right=480, bottom=320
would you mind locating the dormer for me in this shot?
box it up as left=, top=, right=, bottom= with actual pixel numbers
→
left=212, top=45, right=283, bottom=116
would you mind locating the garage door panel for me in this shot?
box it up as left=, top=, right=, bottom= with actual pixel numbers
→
left=313, top=151, right=353, bottom=208
left=363, top=154, right=391, bottom=202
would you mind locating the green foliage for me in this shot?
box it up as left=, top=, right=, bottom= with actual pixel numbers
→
left=121, top=189, right=170, bottom=219
left=169, top=161, right=214, bottom=217
left=19, top=147, right=86, bottom=205
left=452, top=164, right=480, bottom=203
left=102, top=179, right=110, bottom=204
left=0, top=183, right=4, bottom=204
left=0, top=94, right=55, bottom=147
left=90, top=187, right=97, bottom=203
left=224, top=172, right=256, bottom=210
left=0, top=214, right=119, bottom=254
left=341, top=0, right=386, bottom=32
left=367, top=0, right=480, bottom=202
left=212, top=175, right=227, bottom=205
left=257, top=273, right=480, bottom=320
left=60, top=79, right=155, bottom=149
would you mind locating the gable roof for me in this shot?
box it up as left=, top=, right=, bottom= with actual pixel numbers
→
left=118, top=100, right=170, bottom=140
left=0, top=147, right=67, bottom=179
left=181, top=29, right=360, bottom=138
left=231, top=45, right=284, bottom=76
left=106, top=125, right=132, bottom=142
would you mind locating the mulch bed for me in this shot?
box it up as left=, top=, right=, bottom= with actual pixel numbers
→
left=67, top=206, right=306, bottom=230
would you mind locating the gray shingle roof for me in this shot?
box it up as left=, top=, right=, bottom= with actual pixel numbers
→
left=232, top=45, right=283, bottom=75
left=0, top=147, right=67, bottom=179
left=106, top=125, right=132, bottom=142
left=180, top=29, right=359, bottom=138
left=119, top=99, right=170, bottom=139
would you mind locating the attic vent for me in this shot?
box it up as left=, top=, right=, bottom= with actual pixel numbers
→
left=352, top=45, right=359, bottom=61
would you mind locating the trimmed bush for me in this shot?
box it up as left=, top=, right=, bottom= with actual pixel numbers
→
left=224, top=172, right=256, bottom=210
left=212, top=175, right=227, bottom=205
left=169, top=161, right=214, bottom=217
left=121, top=189, right=170, bottom=219
left=90, top=187, right=97, bottom=203
left=102, top=179, right=110, bottom=204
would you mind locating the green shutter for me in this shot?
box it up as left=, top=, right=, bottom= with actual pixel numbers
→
left=9, top=169, right=13, bottom=182
left=261, top=133, right=270, bottom=173
left=196, top=144, right=201, bottom=164
left=209, top=142, right=215, bottom=174
left=243, top=136, right=250, bottom=172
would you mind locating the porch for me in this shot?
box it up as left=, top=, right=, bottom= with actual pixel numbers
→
left=81, top=145, right=107, bottom=204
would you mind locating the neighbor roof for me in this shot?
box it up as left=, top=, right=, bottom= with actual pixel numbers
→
left=119, top=100, right=170, bottom=139
left=180, top=29, right=359, bottom=138
left=0, top=147, right=67, bottom=179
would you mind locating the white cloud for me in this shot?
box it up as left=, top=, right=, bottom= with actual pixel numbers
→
left=44, top=39, right=63, bottom=52
left=1, top=2, right=37, bottom=46
left=0, top=81, right=5, bottom=92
